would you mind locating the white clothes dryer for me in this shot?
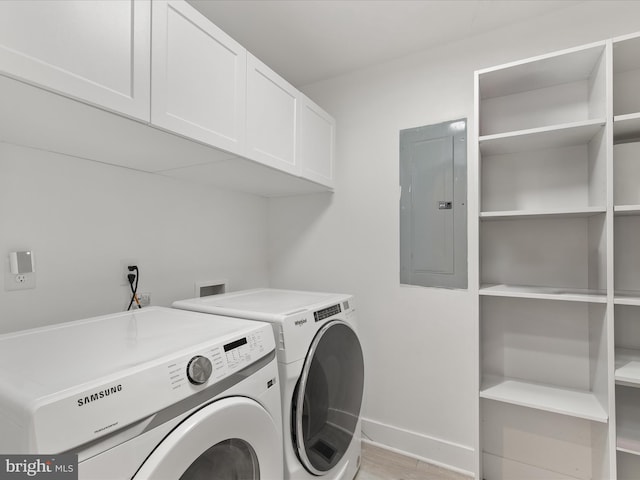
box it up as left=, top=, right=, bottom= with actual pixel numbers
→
left=0, top=307, right=283, bottom=480
left=173, top=288, right=365, bottom=480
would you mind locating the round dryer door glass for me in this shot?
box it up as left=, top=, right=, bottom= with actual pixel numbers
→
left=180, top=438, right=259, bottom=480
left=293, top=321, right=364, bottom=474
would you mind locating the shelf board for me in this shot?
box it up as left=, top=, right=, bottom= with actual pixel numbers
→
left=616, top=349, right=640, bottom=387
left=480, top=376, right=608, bottom=423
left=478, top=42, right=606, bottom=99
left=614, top=291, right=640, bottom=306
left=479, top=119, right=605, bottom=156
left=614, top=113, right=640, bottom=142
left=480, top=284, right=607, bottom=303
left=614, top=205, right=640, bottom=216
left=617, top=437, right=640, bottom=457
left=480, top=206, right=606, bottom=220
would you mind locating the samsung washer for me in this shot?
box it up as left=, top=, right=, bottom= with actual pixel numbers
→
left=0, top=306, right=283, bottom=480
left=173, top=288, right=365, bottom=480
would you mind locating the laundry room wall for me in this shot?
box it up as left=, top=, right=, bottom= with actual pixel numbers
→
left=267, top=1, right=640, bottom=474
left=0, top=143, right=269, bottom=334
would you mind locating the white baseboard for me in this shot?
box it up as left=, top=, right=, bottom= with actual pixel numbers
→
left=361, top=416, right=475, bottom=476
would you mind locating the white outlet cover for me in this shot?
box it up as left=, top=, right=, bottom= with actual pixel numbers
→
left=4, top=271, right=36, bottom=291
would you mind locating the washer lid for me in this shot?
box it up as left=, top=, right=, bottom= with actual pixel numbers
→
left=0, top=307, right=264, bottom=396
left=173, top=288, right=351, bottom=322
left=0, top=307, right=274, bottom=453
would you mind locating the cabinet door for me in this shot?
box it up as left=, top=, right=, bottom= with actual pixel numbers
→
left=298, top=96, right=335, bottom=188
left=151, top=0, right=246, bottom=156
left=246, top=53, right=299, bottom=175
left=0, top=0, right=151, bottom=121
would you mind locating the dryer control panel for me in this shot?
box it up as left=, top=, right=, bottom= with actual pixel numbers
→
left=277, top=295, right=355, bottom=365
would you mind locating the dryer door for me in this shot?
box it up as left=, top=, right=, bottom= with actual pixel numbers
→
left=134, top=397, right=282, bottom=480
left=293, top=321, right=364, bottom=475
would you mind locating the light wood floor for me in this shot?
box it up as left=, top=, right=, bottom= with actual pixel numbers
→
left=354, top=442, right=472, bottom=480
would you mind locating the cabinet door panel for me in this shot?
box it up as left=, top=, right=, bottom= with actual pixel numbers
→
left=0, top=0, right=150, bottom=121
left=247, top=53, right=298, bottom=175
left=298, top=97, right=335, bottom=188
left=152, top=0, right=246, bottom=155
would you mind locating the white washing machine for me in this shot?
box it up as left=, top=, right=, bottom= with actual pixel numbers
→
left=173, top=288, right=365, bottom=480
left=0, top=307, right=283, bottom=480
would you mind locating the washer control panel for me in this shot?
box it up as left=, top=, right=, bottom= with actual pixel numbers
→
left=166, top=328, right=268, bottom=391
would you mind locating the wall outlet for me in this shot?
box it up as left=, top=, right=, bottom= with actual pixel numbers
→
left=4, top=271, right=36, bottom=291
left=137, top=292, right=151, bottom=307
left=120, top=259, right=139, bottom=286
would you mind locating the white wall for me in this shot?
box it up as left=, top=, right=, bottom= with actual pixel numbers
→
left=268, top=2, right=640, bottom=474
left=0, top=142, right=269, bottom=334
left=3, top=2, right=639, bottom=474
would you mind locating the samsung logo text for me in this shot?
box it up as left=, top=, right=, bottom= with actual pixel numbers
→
left=77, top=384, right=122, bottom=406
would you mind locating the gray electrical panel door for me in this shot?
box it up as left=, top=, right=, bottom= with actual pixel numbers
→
left=400, top=119, right=467, bottom=289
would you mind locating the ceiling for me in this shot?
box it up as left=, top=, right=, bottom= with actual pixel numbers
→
left=186, top=0, right=583, bottom=88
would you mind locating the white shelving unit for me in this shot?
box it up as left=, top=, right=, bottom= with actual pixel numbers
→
left=475, top=39, right=613, bottom=480
left=476, top=30, right=640, bottom=480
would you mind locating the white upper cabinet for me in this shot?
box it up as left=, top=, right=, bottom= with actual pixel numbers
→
left=243, top=53, right=336, bottom=188
left=246, top=53, right=298, bottom=175
left=0, top=0, right=151, bottom=121
left=0, top=0, right=335, bottom=196
left=298, top=95, right=336, bottom=188
left=151, top=0, right=246, bottom=156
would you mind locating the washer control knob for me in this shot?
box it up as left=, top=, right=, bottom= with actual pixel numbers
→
left=186, top=355, right=212, bottom=385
